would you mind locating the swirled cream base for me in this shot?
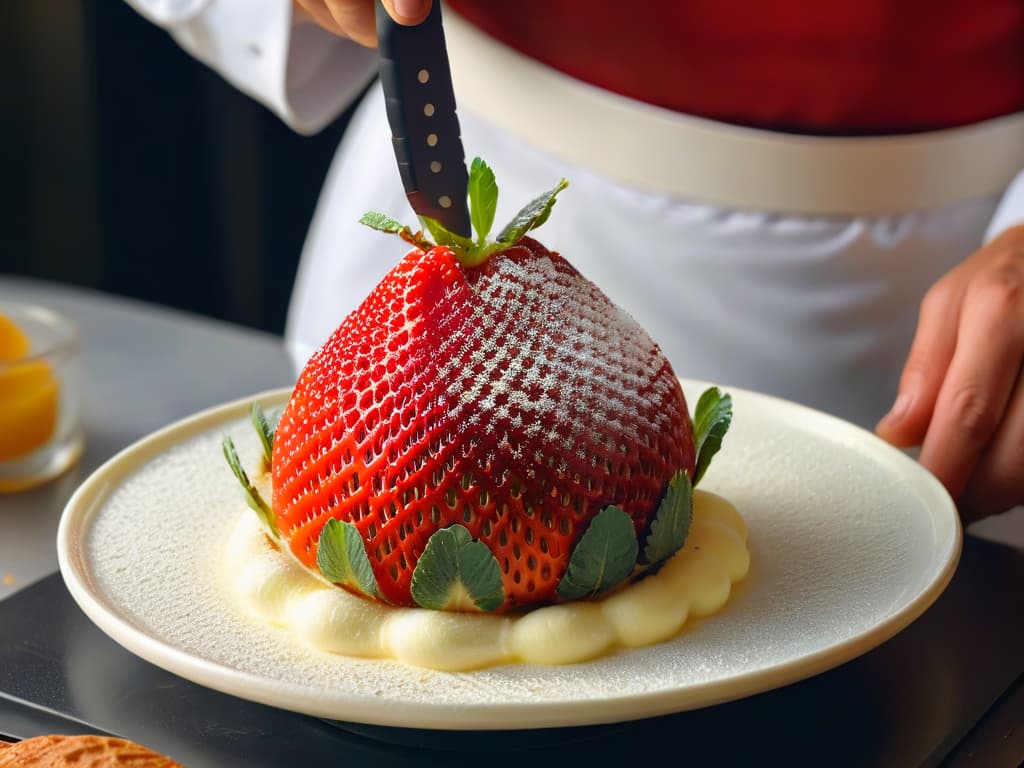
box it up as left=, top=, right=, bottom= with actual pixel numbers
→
left=226, top=490, right=749, bottom=671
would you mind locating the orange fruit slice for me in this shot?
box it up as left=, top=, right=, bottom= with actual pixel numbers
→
left=0, top=313, right=30, bottom=362
left=0, top=313, right=59, bottom=462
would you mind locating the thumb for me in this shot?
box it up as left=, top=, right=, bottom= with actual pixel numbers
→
left=384, top=0, right=432, bottom=25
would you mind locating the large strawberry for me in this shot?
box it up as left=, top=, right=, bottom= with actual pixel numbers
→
left=225, top=159, right=731, bottom=613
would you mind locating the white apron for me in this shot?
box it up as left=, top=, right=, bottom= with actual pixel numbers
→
left=286, top=15, right=1024, bottom=430
left=289, top=91, right=995, bottom=428
left=125, top=0, right=1024, bottom=540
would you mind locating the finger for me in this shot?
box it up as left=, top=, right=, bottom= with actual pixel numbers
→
left=320, top=0, right=432, bottom=47
left=383, top=0, right=432, bottom=24
left=959, top=372, right=1024, bottom=522
left=917, top=272, right=1024, bottom=498
left=319, top=0, right=380, bottom=46
left=875, top=278, right=962, bottom=447
left=294, top=0, right=348, bottom=38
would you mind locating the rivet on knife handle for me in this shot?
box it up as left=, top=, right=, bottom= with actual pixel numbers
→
left=376, top=1, right=472, bottom=238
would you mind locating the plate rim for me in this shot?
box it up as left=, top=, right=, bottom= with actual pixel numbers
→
left=56, top=383, right=963, bottom=730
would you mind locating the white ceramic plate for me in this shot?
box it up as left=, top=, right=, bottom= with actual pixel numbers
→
left=57, top=382, right=961, bottom=731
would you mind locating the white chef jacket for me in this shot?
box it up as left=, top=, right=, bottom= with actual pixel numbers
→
left=122, top=0, right=1024, bottom=541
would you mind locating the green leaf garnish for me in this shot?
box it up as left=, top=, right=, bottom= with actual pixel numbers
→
left=249, top=402, right=274, bottom=468
left=410, top=524, right=505, bottom=612
left=316, top=518, right=379, bottom=598
left=222, top=435, right=278, bottom=537
left=468, top=157, right=498, bottom=243
left=359, top=211, right=434, bottom=250
left=692, top=387, right=733, bottom=485
left=555, top=506, right=639, bottom=601
left=360, top=158, right=567, bottom=268
left=419, top=214, right=475, bottom=252
left=359, top=210, right=405, bottom=234
left=641, top=470, right=693, bottom=567
left=496, top=178, right=569, bottom=246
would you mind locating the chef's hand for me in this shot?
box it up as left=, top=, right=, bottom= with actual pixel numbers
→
left=877, top=223, right=1024, bottom=522
left=293, top=0, right=431, bottom=47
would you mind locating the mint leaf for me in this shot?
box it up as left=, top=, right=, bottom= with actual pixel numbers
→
left=360, top=211, right=434, bottom=250
left=316, top=518, right=378, bottom=598
left=468, top=157, right=498, bottom=242
left=419, top=215, right=475, bottom=252
left=249, top=402, right=274, bottom=468
left=263, top=404, right=284, bottom=433
left=556, top=506, right=638, bottom=601
left=222, top=435, right=278, bottom=537
left=359, top=211, right=405, bottom=233
left=410, top=524, right=505, bottom=612
left=641, top=471, right=693, bottom=566
left=693, top=387, right=733, bottom=485
left=496, top=178, right=569, bottom=246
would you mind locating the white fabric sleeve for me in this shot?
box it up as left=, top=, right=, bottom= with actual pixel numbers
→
left=124, top=0, right=378, bottom=135
left=984, top=167, right=1024, bottom=242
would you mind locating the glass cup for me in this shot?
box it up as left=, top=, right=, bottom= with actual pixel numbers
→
left=0, top=302, right=84, bottom=492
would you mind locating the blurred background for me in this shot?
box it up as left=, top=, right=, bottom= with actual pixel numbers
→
left=1, top=1, right=363, bottom=335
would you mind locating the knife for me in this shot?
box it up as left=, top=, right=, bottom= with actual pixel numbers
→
left=375, top=0, right=472, bottom=237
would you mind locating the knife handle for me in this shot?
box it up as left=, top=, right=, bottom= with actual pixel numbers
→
left=376, top=1, right=472, bottom=237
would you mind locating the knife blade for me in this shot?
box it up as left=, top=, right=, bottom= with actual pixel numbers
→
left=375, top=0, right=472, bottom=238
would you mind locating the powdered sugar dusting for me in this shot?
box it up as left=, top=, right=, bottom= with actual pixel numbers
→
left=436, top=254, right=677, bottom=460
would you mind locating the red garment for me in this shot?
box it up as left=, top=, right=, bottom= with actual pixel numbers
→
left=447, top=0, right=1024, bottom=135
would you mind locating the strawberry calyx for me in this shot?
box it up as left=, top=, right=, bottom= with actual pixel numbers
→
left=360, top=157, right=569, bottom=267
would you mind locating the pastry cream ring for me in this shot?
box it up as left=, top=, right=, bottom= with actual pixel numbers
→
left=227, top=489, right=750, bottom=671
